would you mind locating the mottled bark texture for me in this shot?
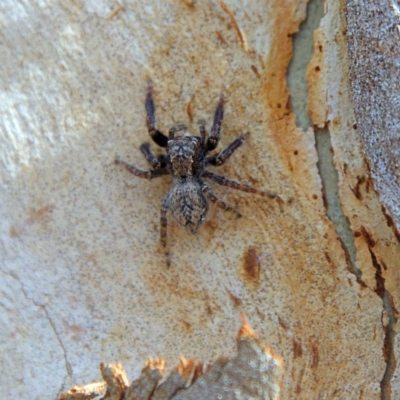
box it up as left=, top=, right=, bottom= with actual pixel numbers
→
left=346, top=0, right=400, bottom=235
left=1, top=1, right=399, bottom=399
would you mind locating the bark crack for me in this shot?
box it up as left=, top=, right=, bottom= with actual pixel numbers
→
left=3, top=270, right=72, bottom=397
left=368, top=249, right=398, bottom=400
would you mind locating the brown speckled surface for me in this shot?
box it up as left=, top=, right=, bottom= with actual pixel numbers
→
left=0, top=1, right=396, bottom=399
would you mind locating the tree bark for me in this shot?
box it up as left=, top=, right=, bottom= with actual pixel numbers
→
left=0, top=0, right=399, bottom=399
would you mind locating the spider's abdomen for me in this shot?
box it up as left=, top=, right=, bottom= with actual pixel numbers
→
left=169, top=177, right=208, bottom=234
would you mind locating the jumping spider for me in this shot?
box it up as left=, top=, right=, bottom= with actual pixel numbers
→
left=115, top=84, right=273, bottom=247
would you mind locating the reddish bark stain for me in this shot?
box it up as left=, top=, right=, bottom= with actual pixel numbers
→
left=226, top=289, right=243, bottom=307
left=28, top=204, right=54, bottom=224
left=310, top=339, right=319, bottom=369
left=278, top=316, right=289, bottom=331
left=216, top=31, right=227, bottom=45
left=250, top=65, right=261, bottom=79
left=219, top=0, right=247, bottom=51
left=9, top=226, right=20, bottom=238
left=293, top=339, right=303, bottom=359
left=106, top=5, right=126, bottom=19
left=180, top=319, right=192, bottom=333
left=186, top=94, right=195, bottom=123
left=241, top=246, right=261, bottom=286
left=360, top=225, right=376, bottom=248
left=180, top=0, right=196, bottom=10
left=350, top=175, right=366, bottom=200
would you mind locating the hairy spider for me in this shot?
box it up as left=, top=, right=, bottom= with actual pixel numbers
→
left=115, top=84, right=273, bottom=247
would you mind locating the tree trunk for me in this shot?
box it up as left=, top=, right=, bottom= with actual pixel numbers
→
left=1, top=0, right=399, bottom=399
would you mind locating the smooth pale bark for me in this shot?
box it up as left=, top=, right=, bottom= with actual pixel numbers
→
left=0, top=1, right=398, bottom=399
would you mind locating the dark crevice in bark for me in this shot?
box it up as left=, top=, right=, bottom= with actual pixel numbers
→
left=368, top=248, right=398, bottom=400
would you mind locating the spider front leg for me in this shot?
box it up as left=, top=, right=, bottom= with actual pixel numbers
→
left=206, top=131, right=249, bottom=166
left=145, top=83, right=169, bottom=148
left=207, top=95, right=224, bottom=151
left=202, top=183, right=241, bottom=217
left=160, top=195, right=170, bottom=247
left=139, top=143, right=167, bottom=169
left=115, top=158, right=169, bottom=179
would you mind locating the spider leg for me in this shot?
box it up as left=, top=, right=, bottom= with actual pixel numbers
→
left=206, top=131, right=249, bottom=166
left=115, top=158, right=169, bottom=180
left=145, top=83, right=169, bottom=148
left=197, top=119, right=207, bottom=147
left=160, top=194, right=170, bottom=247
left=202, top=183, right=241, bottom=217
left=139, top=143, right=167, bottom=169
left=202, top=171, right=276, bottom=199
left=207, top=95, right=224, bottom=151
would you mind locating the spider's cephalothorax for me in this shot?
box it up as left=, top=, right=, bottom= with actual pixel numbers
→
left=115, top=84, right=273, bottom=246
left=168, top=135, right=202, bottom=176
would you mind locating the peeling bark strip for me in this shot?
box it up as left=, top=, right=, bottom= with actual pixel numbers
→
left=345, top=0, right=400, bottom=231
left=59, top=319, right=283, bottom=400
